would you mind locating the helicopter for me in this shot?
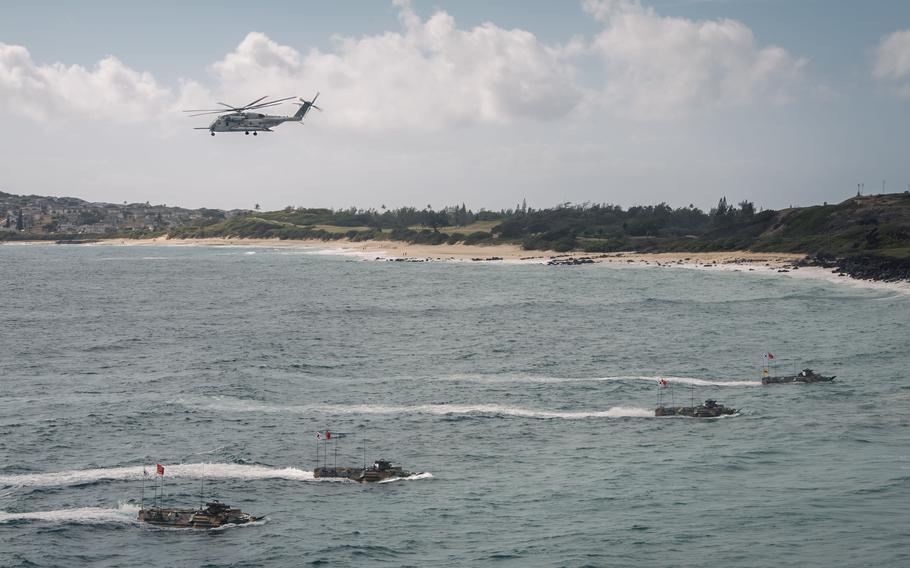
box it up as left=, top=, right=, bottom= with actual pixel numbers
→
left=183, top=94, right=321, bottom=136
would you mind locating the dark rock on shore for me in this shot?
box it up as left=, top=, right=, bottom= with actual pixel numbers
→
left=797, top=251, right=838, bottom=268
left=831, top=254, right=910, bottom=282
left=548, top=257, right=595, bottom=266
left=800, top=252, right=910, bottom=282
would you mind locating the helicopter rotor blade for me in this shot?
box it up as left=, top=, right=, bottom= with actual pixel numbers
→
left=244, top=102, right=285, bottom=111
left=242, top=95, right=270, bottom=109
left=183, top=95, right=300, bottom=118
left=188, top=110, right=237, bottom=117
left=246, top=96, right=297, bottom=110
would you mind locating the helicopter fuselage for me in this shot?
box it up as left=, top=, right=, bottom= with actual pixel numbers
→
left=209, top=112, right=300, bottom=133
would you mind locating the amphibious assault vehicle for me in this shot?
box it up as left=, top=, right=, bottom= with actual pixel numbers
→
left=138, top=501, right=262, bottom=528
left=655, top=399, right=737, bottom=418
left=762, top=368, right=835, bottom=385
left=314, top=459, right=419, bottom=483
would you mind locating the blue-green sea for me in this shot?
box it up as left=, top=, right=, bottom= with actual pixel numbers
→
left=1, top=244, right=908, bottom=567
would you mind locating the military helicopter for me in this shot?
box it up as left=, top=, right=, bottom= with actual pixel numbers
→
left=184, top=94, right=321, bottom=136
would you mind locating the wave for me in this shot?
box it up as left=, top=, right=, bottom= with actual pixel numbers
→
left=0, top=463, right=313, bottom=489
left=184, top=397, right=655, bottom=420
left=0, top=502, right=139, bottom=524
left=296, top=247, right=389, bottom=259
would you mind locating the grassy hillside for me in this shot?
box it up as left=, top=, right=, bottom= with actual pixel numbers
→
left=163, top=193, right=910, bottom=259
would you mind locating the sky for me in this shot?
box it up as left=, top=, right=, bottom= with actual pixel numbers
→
left=1, top=0, right=908, bottom=212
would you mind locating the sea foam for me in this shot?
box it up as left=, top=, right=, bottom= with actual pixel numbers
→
left=0, top=463, right=313, bottom=489
left=0, top=502, right=139, bottom=524
left=378, top=472, right=434, bottom=483
left=183, top=397, right=655, bottom=420
left=438, top=373, right=760, bottom=387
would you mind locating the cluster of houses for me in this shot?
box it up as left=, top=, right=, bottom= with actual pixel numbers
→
left=0, top=191, right=232, bottom=236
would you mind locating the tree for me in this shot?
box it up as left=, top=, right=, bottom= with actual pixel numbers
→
left=738, top=200, right=755, bottom=218
left=713, top=196, right=729, bottom=217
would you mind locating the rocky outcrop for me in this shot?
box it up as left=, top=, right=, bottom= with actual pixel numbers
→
left=832, top=255, right=910, bottom=282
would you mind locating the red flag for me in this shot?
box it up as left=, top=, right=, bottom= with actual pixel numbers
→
left=767, top=352, right=775, bottom=360
left=659, top=379, right=669, bottom=387
left=325, top=431, right=331, bottom=440
left=156, top=463, right=164, bottom=476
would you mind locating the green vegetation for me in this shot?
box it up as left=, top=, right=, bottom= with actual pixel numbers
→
left=5, top=191, right=908, bottom=262
left=162, top=193, right=910, bottom=260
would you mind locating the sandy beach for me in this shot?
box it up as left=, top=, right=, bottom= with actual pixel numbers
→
left=90, top=236, right=556, bottom=261
left=87, top=236, right=805, bottom=264
left=11, top=235, right=908, bottom=293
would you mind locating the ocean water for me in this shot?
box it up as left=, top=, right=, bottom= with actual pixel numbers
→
left=0, top=244, right=908, bottom=567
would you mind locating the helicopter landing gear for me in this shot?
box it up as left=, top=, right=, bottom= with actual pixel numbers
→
left=253, top=132, right=257, bottom=136
left=245, top=131, right=249, bottom=135
left=210, top=132, right=215, bottom=136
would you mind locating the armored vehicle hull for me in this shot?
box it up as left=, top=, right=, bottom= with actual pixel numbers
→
left=314, top=459, right=419, bottom=483
left=655, top=399, right=736, bottom=418
left=313, top=466, right=358, bottom=480
left=762, top=369, right=835, bottom=385
left=138, top=501, right=260, bottom=528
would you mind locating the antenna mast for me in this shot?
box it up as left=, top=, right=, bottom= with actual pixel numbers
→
left=200, top=463, right=205, bottom=508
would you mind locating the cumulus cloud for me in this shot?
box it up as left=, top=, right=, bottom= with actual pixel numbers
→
left=0, top=1, right=809, bottom=129
left=873, top=29, right=910, bottom=97
left=208, top=8, right=582, bottom=129
left=0, top=42, right=172, bottom=123
left=582, top=0, right=806, bottom=118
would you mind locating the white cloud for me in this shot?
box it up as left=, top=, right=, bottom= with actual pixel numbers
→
left=0, top=1, right=809, bottom=130
left=0, top=42, right=172, bottom=123
left=582, top=0, right=806, bottom=118
left=207, top=8, right=583, bottom=130
left=873, top=29, right=910, bottom=98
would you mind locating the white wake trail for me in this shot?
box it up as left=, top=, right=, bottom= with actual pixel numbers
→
left=185, top=397, right=655, bottom=420
left=0, top=463, right=314, bottom=489
left=378, top=472, right=434, bottom=483
left=0, top=502, right=139, bottom=524
left=437, top=374, right=760, bottom=386
left=612, top=375, right=760, bottom=387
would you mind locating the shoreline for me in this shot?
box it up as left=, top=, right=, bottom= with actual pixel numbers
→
left=6, top=236, right=909, bottom=293
left=47, top=236, right=809, bottom=264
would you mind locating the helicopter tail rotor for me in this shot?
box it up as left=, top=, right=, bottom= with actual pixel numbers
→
left=293, top=93, right=322, bottom=121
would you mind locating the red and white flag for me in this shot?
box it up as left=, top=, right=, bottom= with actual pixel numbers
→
left=156, top=463, right=165, bottom=476
left=143, top=467, right=149, bottom=478
left=659, top=379, right=669, bottom=387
